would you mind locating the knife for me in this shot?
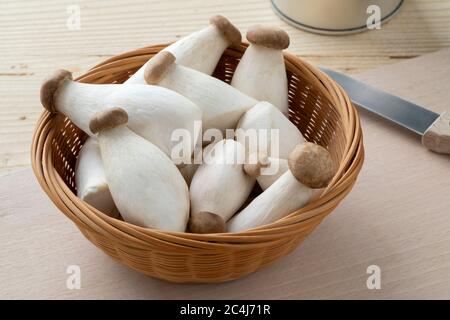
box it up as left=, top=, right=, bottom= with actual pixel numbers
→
left=321, top=67, right=450, bottom=155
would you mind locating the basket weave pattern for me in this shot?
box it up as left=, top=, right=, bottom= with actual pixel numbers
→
left=31, top=44, right=364, bottom=283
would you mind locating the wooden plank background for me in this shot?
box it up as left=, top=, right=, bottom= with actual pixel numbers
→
left=1, top=0, right=450, bottom=175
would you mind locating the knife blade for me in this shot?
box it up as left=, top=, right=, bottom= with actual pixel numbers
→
left=320, top=67, right=450, bottom=154
left=320, top=67, right=438, bottom=135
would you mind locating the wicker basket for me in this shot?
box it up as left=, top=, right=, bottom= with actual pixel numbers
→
left=31, top=43, right=364, bottom=283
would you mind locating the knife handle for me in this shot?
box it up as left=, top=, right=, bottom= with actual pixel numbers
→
left=422, top=111, right=450, bottom=154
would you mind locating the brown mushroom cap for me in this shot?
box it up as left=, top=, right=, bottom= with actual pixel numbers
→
left=89, top=107, right=128, bottom=134
left=40, top=69, right=73, bottom=113
left=209, top=15, right=242, bottom=47
left=246, top=25, right=290, bottom=50
left=243, top=152, right=270, bottom=177
left=144, top=51, right=176, bottom=85
left=288, top=142, right=336, bottom=189
left=188, top=211, right=226, bottom=234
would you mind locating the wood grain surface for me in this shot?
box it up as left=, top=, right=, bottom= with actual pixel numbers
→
left=1, top=49, right=450, bottom=299
left=1, top=0, right=450, bottom=174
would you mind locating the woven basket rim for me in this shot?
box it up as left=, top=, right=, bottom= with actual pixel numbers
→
left=31, top=43, right=364, bottom=247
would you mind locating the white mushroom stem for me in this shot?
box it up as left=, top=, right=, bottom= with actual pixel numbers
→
left=189, top=139, right=255, bottom=233
left=164, top=25, right=229, bottom=75
left=178, top=163, right=199, bottom=186
left=75, top=137, right=119, bottom=218
left=144, top=51, right=257, bottom=133
left=231, top=26, right=290, bottom=116
left=228, top=142, right=336, bottom=232
left=90, top=108, right=190, bottom=232
left=256, top=156, right=289, bottom=191
left=40, top=69, right=202, bottom=158
left=236, top=101, right=305, bottom=159
left=243, top=152, right=289, bottom=190
left=126, top=15, right=241, bottom=83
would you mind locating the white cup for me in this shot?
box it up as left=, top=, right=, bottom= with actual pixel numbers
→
left=271, top=0, right=404, bottom=35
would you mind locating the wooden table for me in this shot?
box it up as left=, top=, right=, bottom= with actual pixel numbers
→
left=1, top=0, right=450, bottom=174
